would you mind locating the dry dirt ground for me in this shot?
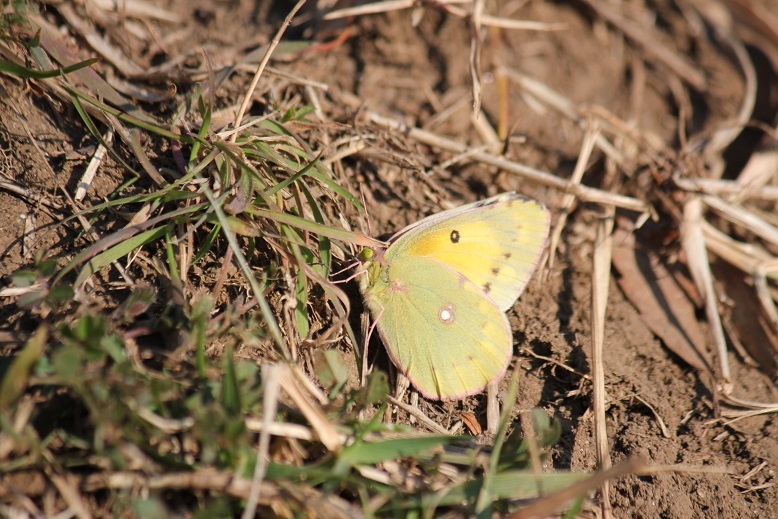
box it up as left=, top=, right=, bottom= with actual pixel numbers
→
left=2, top=0, right=778, bottom=517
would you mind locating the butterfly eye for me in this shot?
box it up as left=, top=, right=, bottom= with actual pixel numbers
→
left=358, top=247, right=375, bottom=262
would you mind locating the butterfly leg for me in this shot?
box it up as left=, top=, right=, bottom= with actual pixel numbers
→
left=361, top=308, right=384, bottom=387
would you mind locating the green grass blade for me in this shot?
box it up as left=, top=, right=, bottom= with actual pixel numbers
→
left=74, top=226, right=170, bottom=289
left=201, top=187, right=286, bottom=354
left=0, top=56, right=101, bottom=79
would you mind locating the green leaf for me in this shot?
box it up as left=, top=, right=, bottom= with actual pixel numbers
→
left=337, top=435, right=462, bottom=471
left=11, top=269, right=38, bottom=287
left=17, top=291, right=45, bottom=310
left=0, top=326, right=47, bottom=409
left=392, top=470, right=589, bottom=512
left=362, top=371, right=389, bottom=405
left=315, top=349, right=348, bottom=395
left=190, top=297, right=211, bottom=379
left=53, top=343, right=86, bottom=383
left=131, top=498, right=169, bottom=519
left=222, top=346, right=241, bottom=416
left=47, top=284, right=75, bottom=305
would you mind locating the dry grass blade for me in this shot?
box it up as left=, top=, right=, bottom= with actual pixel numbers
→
left=29, top=14, right=146, bottom=114
left=232, top=0, right=307, bottom=142
left=754, top=261, right=778, bottom=335
left=74, top=128, right=113, bottom=202
left=0, top=397, right=34, bottom=460
left=507, top=457, right=646, bottom=519
left=720, top=401, right=778, bottom=422
left=500, top=68, right=627, bottom=167
left=0, top=177, right=61, bottom=210
left=55, top=2, right=146, bottom=77
left=580, top=0, right=706, bottom=90
left=682, top=198, right=731, bottom=386
left=365, top=111, right=648, bottom=211
left=323, top=0, right=415, bottom=19
left=674, top=174, right=778, bottom=202
left=386, top=396, right=450, bottom=435
left=87, top=0, right=182, bottom=23
left=324, top=0, right=567, bottom=31
left=686, top=0, right=758, bottom=167
left=701, top=222, right=778, bottom=379
left=78, top=470, right=363, bottom=518
left=47, top=472, right=90, bottom=519
left=469, top=0, right=484, bottom=116
left=244, top=418, right=348, bottom=443
left=703, top=194, right=778, bottom=247
left=548, top=126, right=599, bottom=269
left=591, top=211, right=615, bottom=517
left=242, top=363, right=281, bottom=519
left=701, top=219, right=773, bottom=273
left=486, top=379, right=499, bottom=435
left=278, top=364, right=343, bottom=452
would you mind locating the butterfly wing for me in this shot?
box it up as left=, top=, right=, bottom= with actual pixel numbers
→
left=361, top=254, right=512, bottom=400
left=386, top=193, right=550, bottom=311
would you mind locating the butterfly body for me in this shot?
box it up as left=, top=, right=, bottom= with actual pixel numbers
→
left=359, top=192, right=550, bottom=400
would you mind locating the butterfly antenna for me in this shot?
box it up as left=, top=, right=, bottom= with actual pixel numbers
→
left=339, top=270, right=367, bottom=284
left=331, top=260, right=367, bottom=284
left=329, top=259, right=360, bottom=277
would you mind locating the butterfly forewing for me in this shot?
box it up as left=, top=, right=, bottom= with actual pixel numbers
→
left=385, top=194, right=550, bottom=311
left=362, top=254, right=513, bottom=400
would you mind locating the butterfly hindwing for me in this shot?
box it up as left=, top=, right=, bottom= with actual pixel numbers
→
left=362, top=254, right=512, bottom=400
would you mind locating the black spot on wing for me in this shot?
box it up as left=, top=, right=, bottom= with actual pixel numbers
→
left=483, top=282, right=492, bottom=293
left=450, top=229, right=460, bottom=243
left=491, top=267, right=500, bottom=276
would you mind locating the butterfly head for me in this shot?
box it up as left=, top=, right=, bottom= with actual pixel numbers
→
left=357, top=245, right=389, bottom=265
left=357, top=246, right=389, bottom=289
left=357, top=246, right=374, bottom=264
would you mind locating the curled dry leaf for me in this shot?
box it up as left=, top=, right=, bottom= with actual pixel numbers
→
left=713, top=263, right=778, bottom=377
left=611, top=222, right=714, bottom=378
left=458, top=411, right=483, bottom=436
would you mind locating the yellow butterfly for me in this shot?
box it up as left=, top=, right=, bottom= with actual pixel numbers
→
left=358, top=192, right=551, bottom=400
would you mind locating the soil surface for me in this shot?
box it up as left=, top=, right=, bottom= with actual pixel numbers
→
left=2, top=0, right=777, bottom=517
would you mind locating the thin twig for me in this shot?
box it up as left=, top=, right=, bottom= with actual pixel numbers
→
left=548, top=124, right=599, bottom=269
left=579, top=0, right=706, bottom=90
left=386, top=396, right=450, bottom=435
left=365, top=111, right=648, bottom=212
left=231, top=0, right=307, bottom=143
left=242, top=364, right=281, bottom=519
left=324, top=0, right=567, bottom=32
left=75, top=128, right=113, bottom=201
